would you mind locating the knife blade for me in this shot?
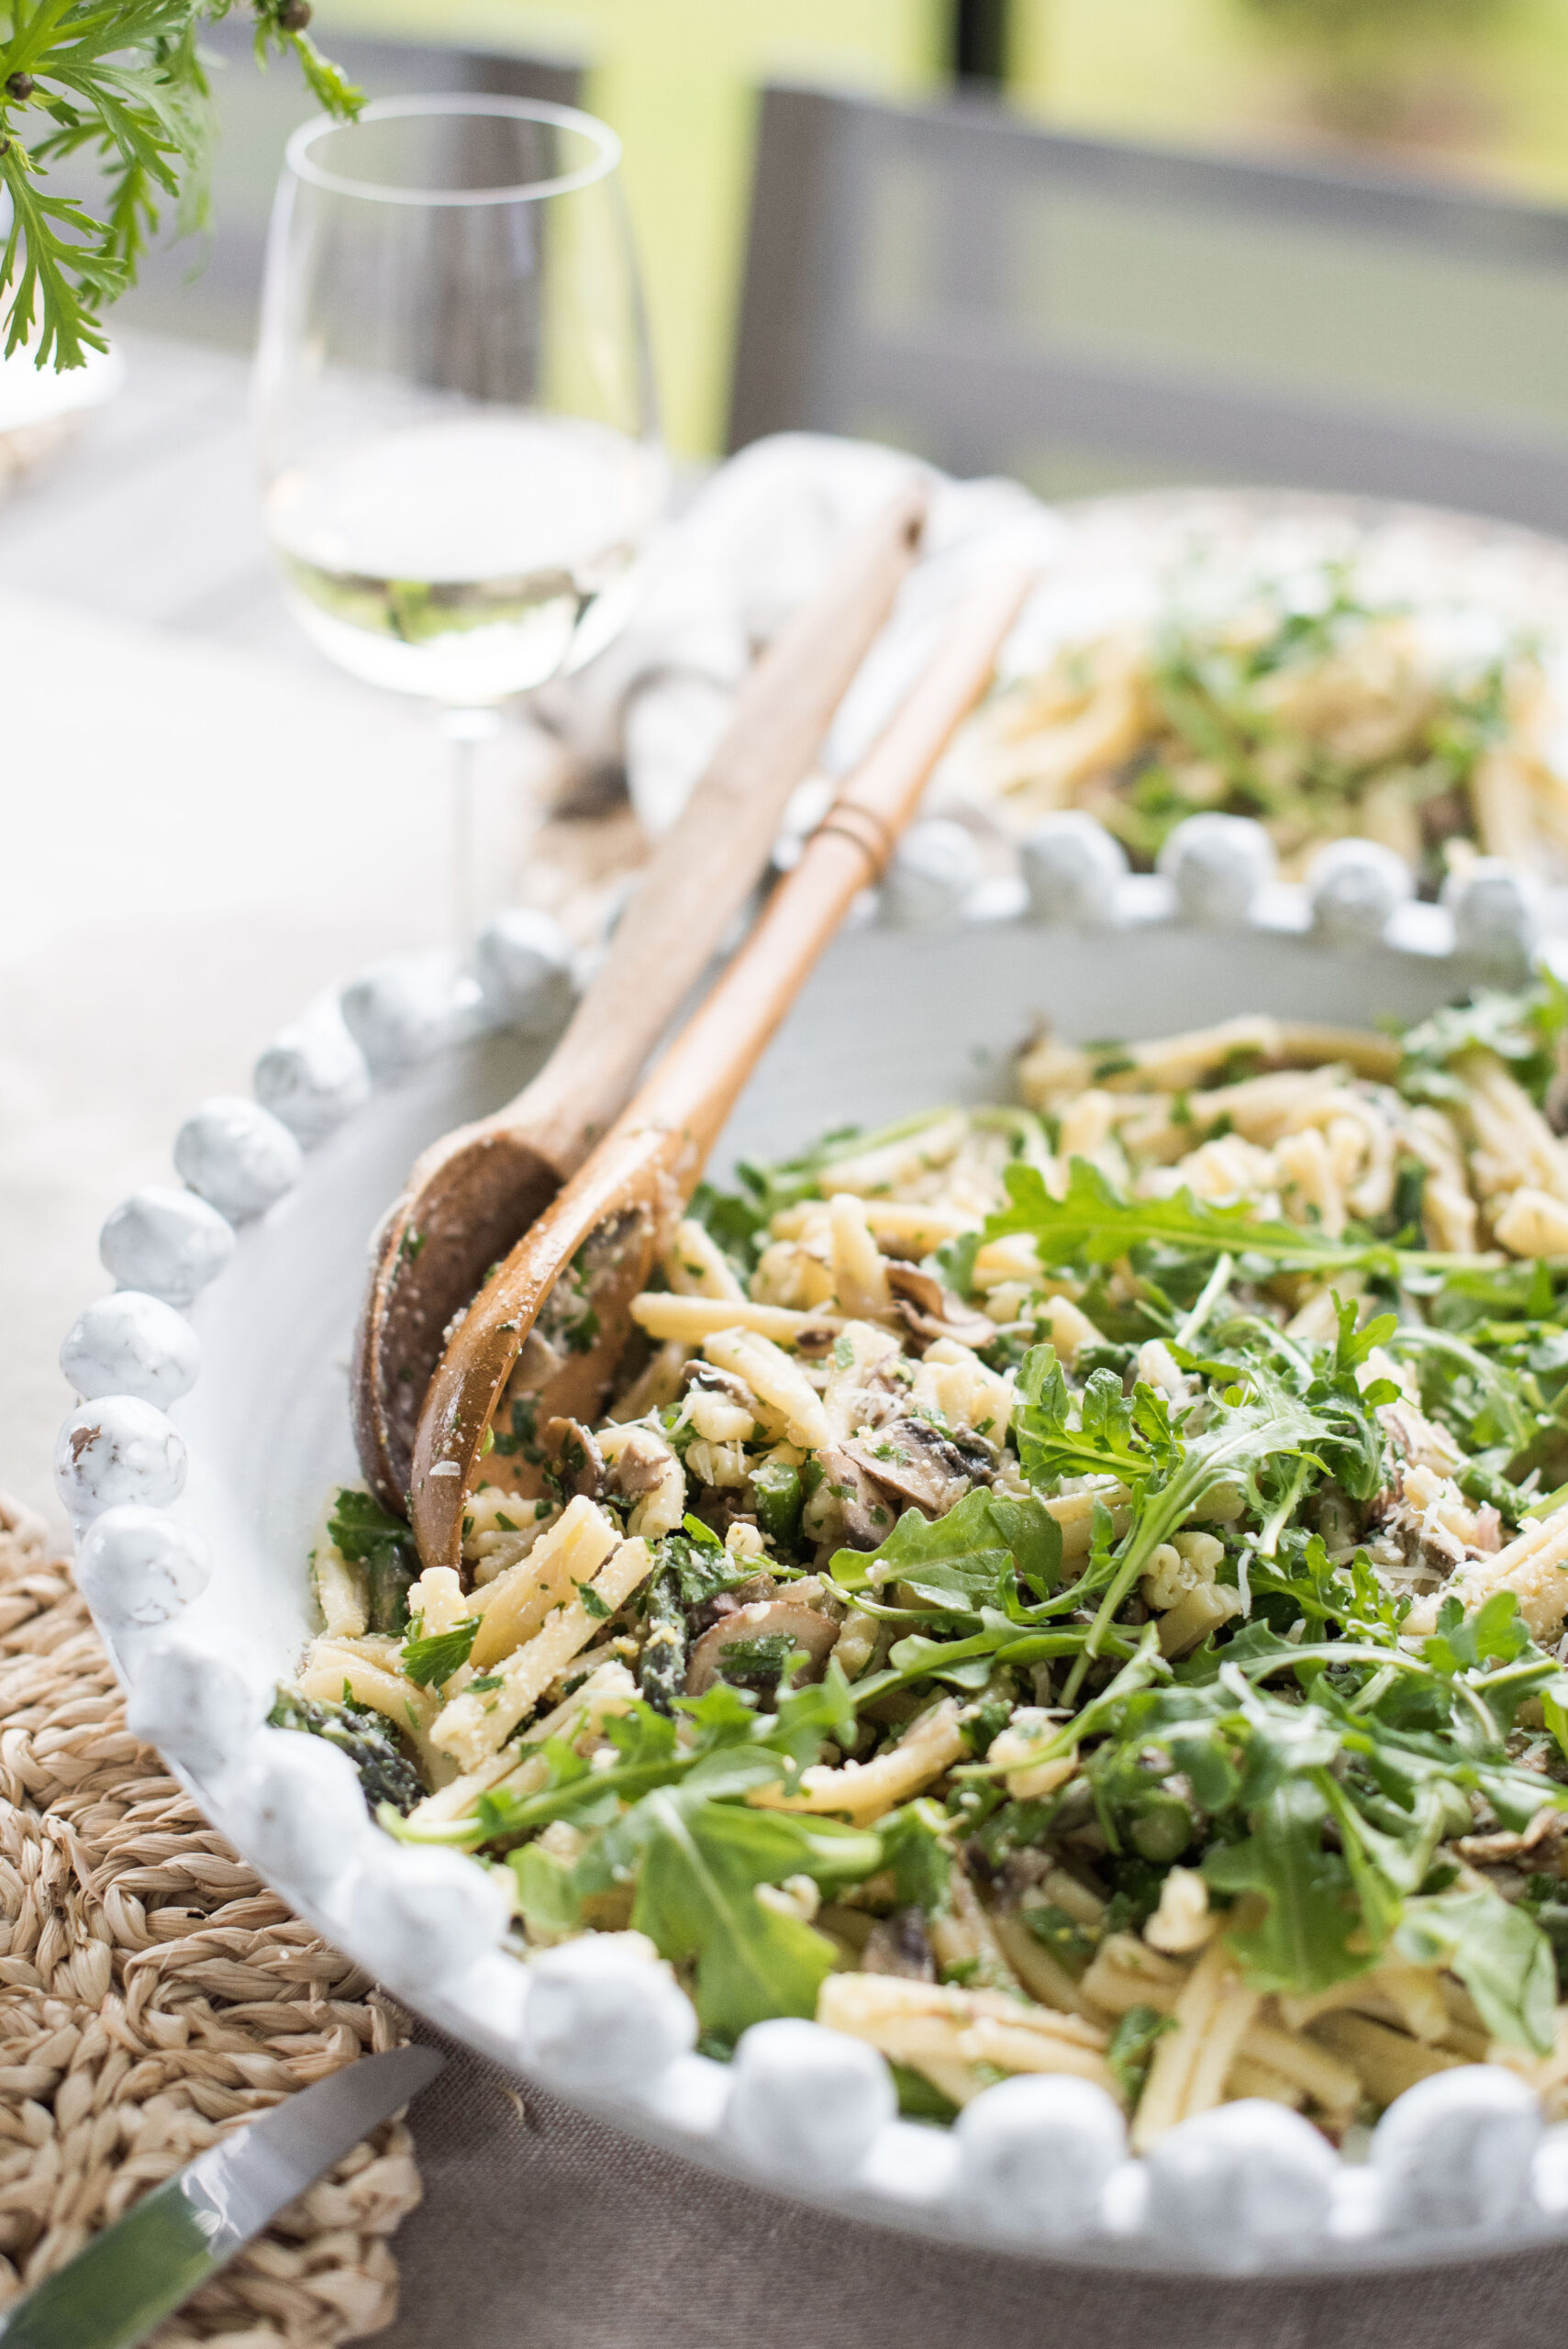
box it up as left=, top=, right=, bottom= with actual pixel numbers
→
left=0, top=2043, right=443, bottom=2349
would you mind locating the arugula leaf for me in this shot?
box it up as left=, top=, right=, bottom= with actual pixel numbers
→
left=1333, top=1299, right=1398, bottom=1374
left=1386, top=1326, right=1539, bottom=1461
left=989, top=1157, right=1367, bottom=1272
left=828, top=1486, right=1061, bottom=1611
left=1204, top=1778, right=1374, bottom=1994
left=401, top=1616, right=480, bottom=1689
left=1282, top=1297, right=1398, bottom=1508
left=508, top=1840, right=581, bottom=1935
left=1251, top=1533, right=1411, bottom=1647
left=1396, top=1889, right=1558, bottom=2054
left=327, top=1486, right=417, bottom=1634
left=1413, top=1591, right=1568, bottom=1744
left=881, top=1631, right=1007, bottom=1690
left=1400, top=980, right=1568, bottom=1112
left=1546, top=1685, right=1568, bottom=1768
left=1057, top=1357, right=1331, bottom=1687
left=1013, top=1343, right=1179, bottom=1490
left=600, top=1796, right=836, bottom=2040
left=986, top=1156, right=1481, bottom=1280
left=658, top=1523, right=753, bottom=1609
left=1423, top=1591, right=1533, bottom=1679
left=881, top=1799, right=953, bottom=1913
left=573, top=1754, right=880, bottom=2039
left=755, top=1664, right=860, bottom=1778
left=1107, top=2004, right=1177, bottom=2106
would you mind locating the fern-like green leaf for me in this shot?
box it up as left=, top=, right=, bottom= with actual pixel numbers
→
left=0, top=0, right=359, bottom=369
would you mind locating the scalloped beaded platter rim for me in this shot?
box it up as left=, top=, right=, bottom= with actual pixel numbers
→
left=48, top=484, right=1568, bottom=2285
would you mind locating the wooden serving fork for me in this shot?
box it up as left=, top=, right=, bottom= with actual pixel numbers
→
left=353, top=483, right=929, bottom=1513
left=409, top=562, right=1034, bottom=1570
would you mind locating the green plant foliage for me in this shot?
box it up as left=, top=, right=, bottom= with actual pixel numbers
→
left=0, top=0, right=359, bottom=369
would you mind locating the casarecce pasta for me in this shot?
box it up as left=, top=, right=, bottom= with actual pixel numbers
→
left=275, top=978, right=1568, bottom=2143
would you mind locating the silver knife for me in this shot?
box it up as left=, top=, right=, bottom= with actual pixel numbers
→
left=0, top=2043, right=444, bottom=2349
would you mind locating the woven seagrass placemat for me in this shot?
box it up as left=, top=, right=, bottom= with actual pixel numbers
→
left=0, top=1492, right=423, bottom=2346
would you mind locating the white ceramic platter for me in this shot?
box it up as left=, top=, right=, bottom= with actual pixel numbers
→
left=50, top=811, right=1568, bottom=2281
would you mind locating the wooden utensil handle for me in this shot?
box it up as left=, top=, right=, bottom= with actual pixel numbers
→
left=503, top=479, right=928, bottom=1176
left=630, top=563, right=1035, bottom=1161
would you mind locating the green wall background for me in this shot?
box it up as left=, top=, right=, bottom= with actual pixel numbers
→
left=313, top=0, right=1568, bottom=462
left=1012, top=0, right=1568, bottom=204
left=317, top=0, right=949, bottom=458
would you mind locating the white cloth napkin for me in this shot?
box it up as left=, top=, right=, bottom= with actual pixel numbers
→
left=535, top=432, right=1069, bottom=837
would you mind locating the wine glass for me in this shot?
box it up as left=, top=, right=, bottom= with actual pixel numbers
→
left=254, top=95, right=667, bottom=938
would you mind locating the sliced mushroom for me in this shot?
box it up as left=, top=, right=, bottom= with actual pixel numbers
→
left=1377, top=1397, right=1462, bottom=1479
left=680, top=1360, right=756, bottom=1408
left=688, top=1572, right=777, bottom=1642
left=862, top=1905, right=937, bottom=1981
left=1366, top=1498, right=1468, bottom=1581
left=864, top=1353, right=917, bottom=1406
left=844, top=1415, right=989, bottom=1521
left=817, top=1443, right=905, bottom=1549
left=541, top=1416, right=606, bottom=1499
left=792, top=1322, right=843, bottom=1360
left=885, top=1263, right=995, bottom=1350
left=605, top=1426, right=673, bottom=1501
left=599, top=1419, right=684, bottom=1541
left=685, top=1598, right=841, bottom=1696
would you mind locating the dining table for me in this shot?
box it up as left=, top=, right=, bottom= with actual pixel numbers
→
left=7, top=331, right=1568, bottom=2349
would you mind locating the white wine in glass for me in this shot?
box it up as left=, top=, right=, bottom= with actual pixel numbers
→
left=255, top=95, right=666, bottom=930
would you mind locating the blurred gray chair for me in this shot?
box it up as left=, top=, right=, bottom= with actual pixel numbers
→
left=728, top=84, right=1568, bottom=529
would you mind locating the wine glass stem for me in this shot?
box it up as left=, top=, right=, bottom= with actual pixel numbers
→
left=440, top=706, right=502, bottom=945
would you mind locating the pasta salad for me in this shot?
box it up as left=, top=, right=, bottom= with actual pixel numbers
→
left=278, top=980, right=1568, bottom=2147
left=938, top=560, right=1567, bottom=889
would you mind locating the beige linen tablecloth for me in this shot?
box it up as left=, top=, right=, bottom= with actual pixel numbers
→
left=384, top=2025, right=1568, bottom=2349
left=0, top=581, right=569, bottom=1528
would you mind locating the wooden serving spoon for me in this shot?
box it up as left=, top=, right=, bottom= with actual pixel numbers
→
left=409, top=562, right=1034, bottom=1572
left=353, top=482, right=929, bottom=1514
